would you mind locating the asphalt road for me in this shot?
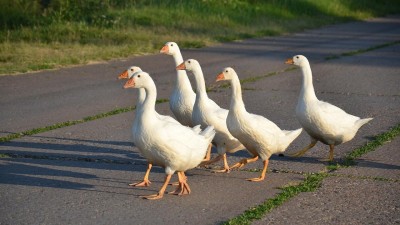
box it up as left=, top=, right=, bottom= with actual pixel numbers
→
left=0, top=15, right=399, bottom=225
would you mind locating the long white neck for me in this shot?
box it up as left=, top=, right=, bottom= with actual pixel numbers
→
left=172, top=51, right=193, bottom=92
left=299, top=62, right=318, bottom=102
left=136, top=88, right=146, bottom=111
left=140, top=81, right=157, bottom=118
left=229, top=75, right=246, bottom=113
left=191, top=64, right=208, bottom=101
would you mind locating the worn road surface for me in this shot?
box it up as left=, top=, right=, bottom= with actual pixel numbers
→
left=1, top=15, right=399, bottom=225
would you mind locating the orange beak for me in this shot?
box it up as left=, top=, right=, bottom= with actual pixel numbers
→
left=118, top=70, right=129, bottom=79
left=285, top=58, right=294, bottom=65
left=124, top=78, right=135, bottom=88
left=160, top=45, right=169, bottom=54
left=176, top=62, right=186, bottom=70
left=216, top=73, right=225, bottom=82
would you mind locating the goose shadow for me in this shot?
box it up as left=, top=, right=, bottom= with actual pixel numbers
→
left=0, top=136, right=150, bottom=167
left=0, top=158, right=95, bottom=190
left=0, top=157, right=165, bottom=196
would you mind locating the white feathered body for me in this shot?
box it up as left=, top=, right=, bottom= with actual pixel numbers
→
left=296, top=98, right=372, bottom=146
left=169, top=73, right=196, bottom=127
left=133, top=88, right=200, bottom=146
left=192, top=95, right=244, bottom=154
left=133, top=111, right=214, bottom=174
left=228, top=108, right=302, bottom=160
left=131, top=72, right=215, bottom=175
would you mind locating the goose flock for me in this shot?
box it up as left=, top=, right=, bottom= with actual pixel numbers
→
left=117, top=42, right=373, bottom=200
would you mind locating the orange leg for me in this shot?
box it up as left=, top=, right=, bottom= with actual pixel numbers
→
left=202, top=143, right=212, bottom=162
left=329, top=144, right=335, bottom=161
left=289, top=139, right=318, bottom=157
left=199, top=153, right=223, bottom=167
left=170, top=172, right=191, bottom=196
left=230, top=155, right=259, bottom=169
left=142, top=174, right=172, bottom=200
left=321, top=144, right=335, bottom=162
left=247, top=159, right=269, bottom=182
left=169, top=171, right=188, bottom=186
left=212, top=154, right=230, bottom=173
left=129, top=163, right=152, bottom=187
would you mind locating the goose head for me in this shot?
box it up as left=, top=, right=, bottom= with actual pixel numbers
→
left=216, top=67, right=237, bottom=82
left=160, top=42, right=180, bottom=56
left=176, top=59, right=200, bottom=72
left=285, top=55, right=309, bottom=67
left=118, top=66, right=142, bottom=79
left=123, top=71, right=150, bottom=89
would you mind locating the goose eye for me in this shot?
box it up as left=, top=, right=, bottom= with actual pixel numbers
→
left=138, top=75, right=141, bottom=78
left=188, top=60, right=191, bottom=64
left=170, top=44, right=174, bottom=46
left=130, top=69, right=134, bottom=71
left=225, top=70, right=228, bottom=73
left=296, top=56, right=299, bottom=59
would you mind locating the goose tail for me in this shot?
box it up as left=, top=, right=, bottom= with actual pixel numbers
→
left=200, top=125, right=216, bottom=143
left=355, top=117, right=373, bottom=130
left=280, top=128, right=303, bottom=152
left=286, top=128, right=303, bottom=143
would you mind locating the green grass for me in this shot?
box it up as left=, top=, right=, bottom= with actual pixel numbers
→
left=224, top=173, right=326, bottom=225
left=0, top=153, right=10, bottom=158
left=326, top=123, right=400, bottom=171
left=1, top=0, right=400, bottom=75
left=325, top=40, right=400, bottom=60
left=0, top=98, right=168, bottom=143
left=330, top=173, right=399, bottom=183
left=343, top=123, right=400, bottom=165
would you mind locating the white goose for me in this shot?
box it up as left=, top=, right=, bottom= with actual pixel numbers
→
left=160, top=42, right=196, bottom=127
left=285, top=55, right=373, bottom=161
left=160, top=43, right=212, bottom=161
left=216, top=67, right=303, bottom=181
left=177, top=59, right=245, bottom=173
left=118, top=66, right=201, bottom=187
left=124, top=71, right=215, bottom=200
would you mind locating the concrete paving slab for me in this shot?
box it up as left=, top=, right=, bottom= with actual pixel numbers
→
left=253, top=176, right=400, bottom=225
left=245, top=44, right=400, bottom=98
left=1, top=15, right=399, bottom=135
left=334, top=136, right=400, bottom=180
left=0, top=109, right=140, bottom=163
left=0, top=158, right=304, bottom=225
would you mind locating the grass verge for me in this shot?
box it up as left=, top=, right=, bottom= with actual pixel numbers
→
left=224, top=173, right=326, bottom=225
left=0, top=153, right=10, bottom=158
left=223, top=123, right=400, bottom=224
left=325, top=40, right=400, bottom=60
left=0, top=99, right=168, bottom=143
left=328, top=123, right=400, bottom=169
left=1, top=0, right=400, bottom=75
